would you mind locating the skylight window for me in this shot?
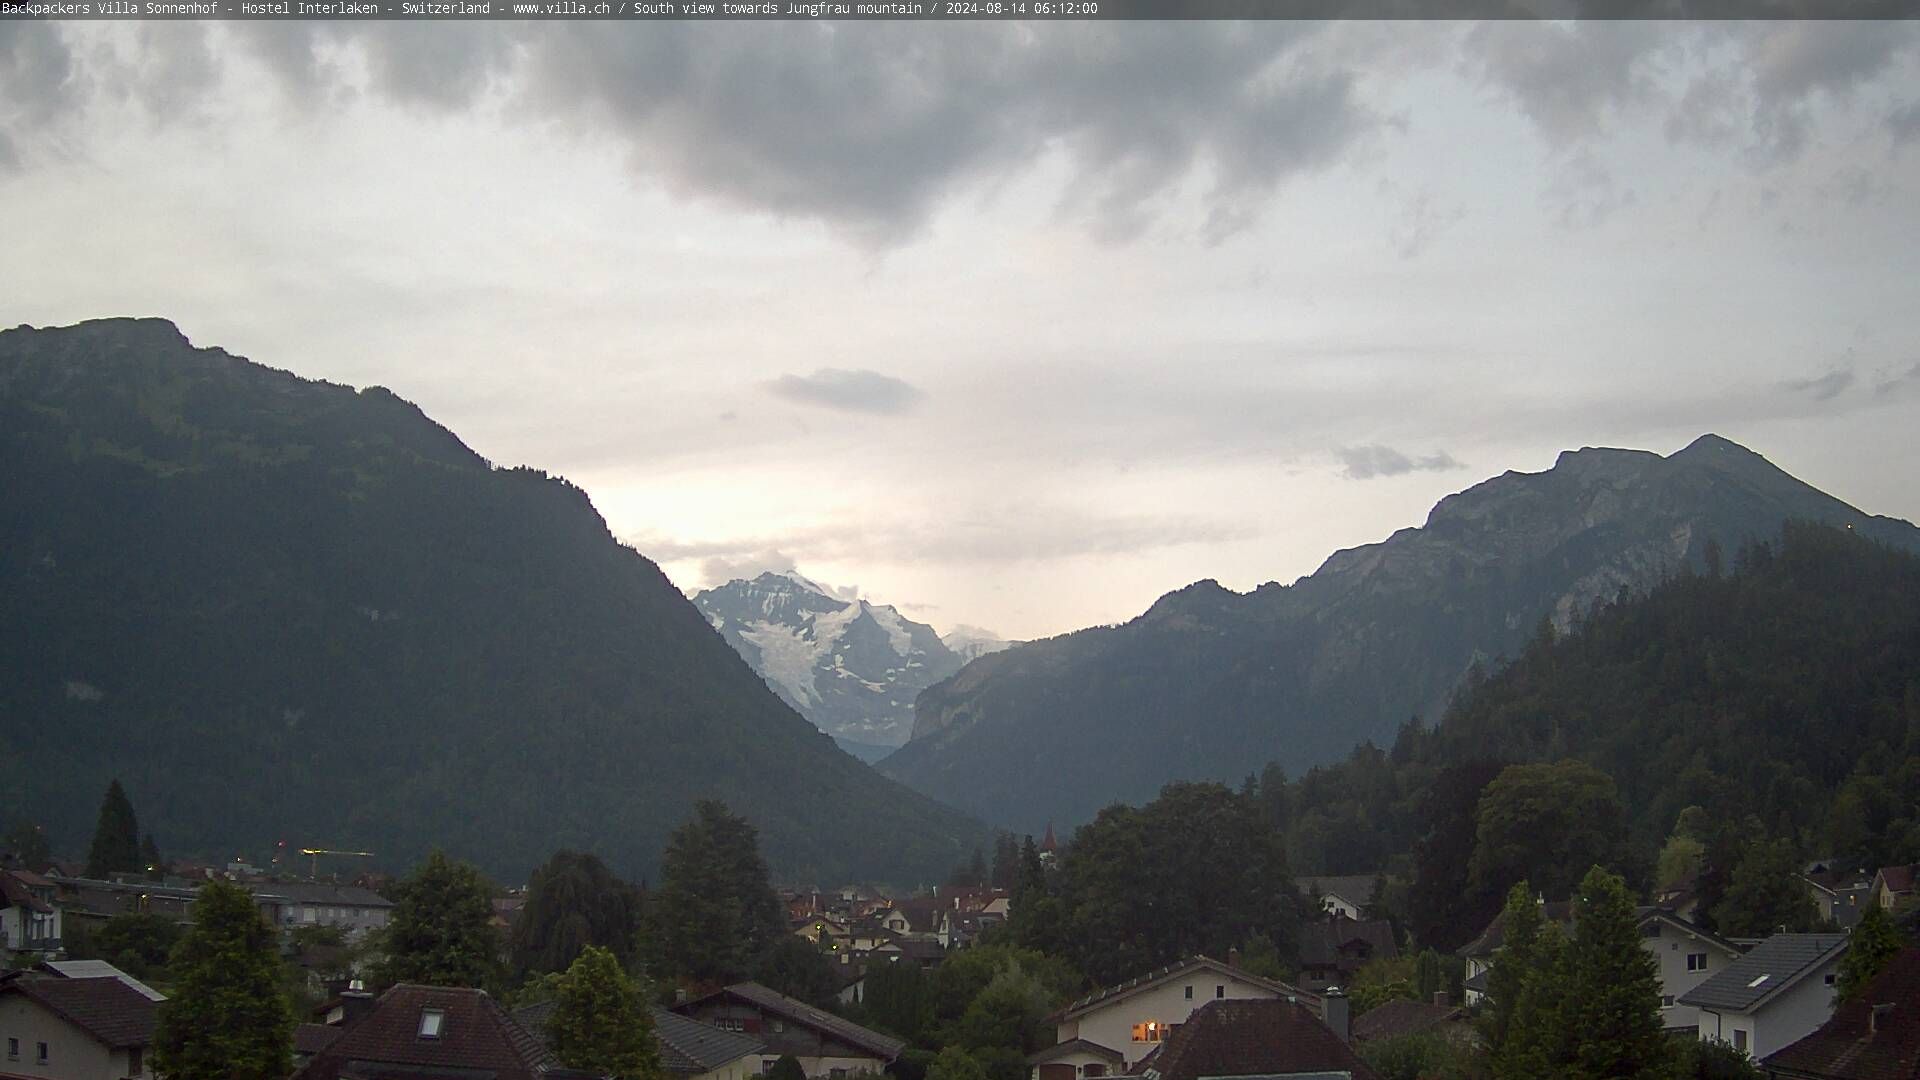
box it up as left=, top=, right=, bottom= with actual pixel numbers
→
left=1746, top=975, right=1771, bottom=989
left=420, top=1008, right=446, bottom=1039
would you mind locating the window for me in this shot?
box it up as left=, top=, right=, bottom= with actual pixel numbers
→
left=1661, top=995, right=1675, bottom=1007
left=1215, top=985, right=1224, bottom=999
left=1687, top=953, right=1709, bottom=972
left=1732, top=1029, right=1747, bottom=1053
left=129, top=1048, right=144, bottom=1076
left=38, top=1042, right=50, bottom=1065
left=1183, top=985, right=1193, bottom=999
left=419, top=1008, right=446, bottom=1039
left=1825, top=973, right=1837, bottom=985
left=1131, top=1021, right=1169, bottom=1043
left=772, top=1021, right=786, bottom=1033
left=718, top=1018, right=746, bottom=1032
left=6, top=1037, right=17, bottom=1060
left=1085, top=1067, right=1106, bottom=1078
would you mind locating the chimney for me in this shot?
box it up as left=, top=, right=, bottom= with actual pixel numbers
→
left=1433, top=991, right=1450, bottom=1009
left=1227, top=947, right=1241, bottom=969
left=1322, top=988, right=1350, bottom=1044
left=1870, top=1003, right=1894, bottom=1034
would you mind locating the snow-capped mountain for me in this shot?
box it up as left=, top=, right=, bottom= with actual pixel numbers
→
left=693, top=571, right=1011, bottom=750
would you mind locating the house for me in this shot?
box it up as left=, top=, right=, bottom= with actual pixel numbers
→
left=1678, top=933, right=1849, bottom=1060
left=1763, top=947, right=1920, bottom=1079
left=1459, top=899, right=1743, bottom=1031
left=0, top=971, right=158, bottom=1080
left=516, top=1000, right=767, bottom=1080
left=0, top=871, right=61, bottom=954
left=1869, top=865, right=1918, bottom=913
left=672, top=981, right=904, bottom=1079
left=1132, top=998, right=1376, bottom=1080
left=1039, top=956, right=1324, bottom=1075
left=1638, top=909, right=1747, bottom=1033
left=48, top=876, right=286, bottom=932
left=1352, top=994, right=1479, bottom=1049
left=1296, top=915, right=1397, bottom=992
left=1802, top=866, right=1876, bottom=930
left=253, top=882, right=394, bottom=939
left=878, top=900, right=951, bottom=945
left=1299, top=875, right=1382, bottom=922
left=868, top=937, right=946, bottom=970
left=291, top=983, right=554, bottom=1080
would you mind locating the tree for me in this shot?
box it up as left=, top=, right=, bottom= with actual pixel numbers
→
left=1408, top=760, right=1509, bottom=952
left=70, top=912, right=183, bottom=983
left=152, top=880, right=293, bottom=1080
left=2, top=821, right=51, bottom=870
left=378, top=851, right=500, bottom=990
left=1835, top=904, right=1906, bottom=1001
left=1484, top=883, right=1540, bottom=1052
left=926, top=1048, right=990, bottom=1080
left=1710, top=838, right=1818, bottom=937
left=752, top=935, right=839, bottom=1006
left=645, top=800, right=787, bottom=986
left=140, top=834, right=164, bottom=880
left=948, top=966, right=1052, bottom=1053
left=511, top=850, right=640, bottom=978
left=1496, top=923, right=1570, bottom=1080
left=949, top=848, right=989, bottom=888
left=85, top=779, right=141, bottom=879
left=863, top=959, right=936, bottom=1044
left=989, top=833, right=1020, bottom=890
left=546, top=945, right=663, bottom=1080
left=766, top=1057, right=808, bottom=1080
left=1470, top=762, right=1637, bottom=902
left=1562, top=866, right=1671, bottom=1080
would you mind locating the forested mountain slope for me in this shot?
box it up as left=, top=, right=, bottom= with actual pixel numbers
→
left=884, top=437, right=1920, bottom=831
left=0, top=318, right=986, bottom=883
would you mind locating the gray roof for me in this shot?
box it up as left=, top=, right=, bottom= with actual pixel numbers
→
left=38, top=960, right=167, bottom=1002
left=654, top=1008, right=767, bottom=1073
left=683, top=982, right=905, bottom=1061
left=1677, top=934, right=1847, bottom=1014
left=249, top=882, right=393, bottom=908
left=1299, top=876, right=1381, bottom=909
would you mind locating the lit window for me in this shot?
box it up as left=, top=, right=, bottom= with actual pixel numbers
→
left=1130, top=1022, right=1167, bottom=1043
left=420, top=1009, right=446, bottom=1039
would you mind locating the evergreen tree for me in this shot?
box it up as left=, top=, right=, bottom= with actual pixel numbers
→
left=140, top=834, right=164, bottom=880
left=1485, top=882, right=1540, bottom=1051
left=546, top=945, right=663, bottom=1080
left=751, top=935, right=839, bottom=1006
left=1710, top=838, right=1818, bottom=937
left=152, top=880, right=294, bottom=1080
left=2, top=821, right=52, bottom=870
left=1563, top=866, right=1671, bottom=1080
left=84, top=779, right=141, bottom=879
left=989, top=833, right=1020, bottom=890
left=646, top=800, right=786, bottom=986
left=1835, top=904, right=1906, bottom=1001
left=378, top=851, right=500, bottom=990
left=1414, top=949, right=1443, bottom=1001
left=511, top=850, right=639, bottom=978
left=1497, top=924, right=1571, bottom=1080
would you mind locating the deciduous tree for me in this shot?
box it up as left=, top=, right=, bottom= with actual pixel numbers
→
left=378, top=851, right=500, bottom=990
left=547, top=945, right=663, bottom=1080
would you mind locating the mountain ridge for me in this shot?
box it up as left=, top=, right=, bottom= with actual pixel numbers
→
left=0, top=317, right=987, bottom=884
left=882, top=433, right=1920, bottom=830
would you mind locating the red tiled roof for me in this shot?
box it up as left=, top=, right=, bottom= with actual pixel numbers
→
left=1139, top=999, right=1380, bottom=1080
left=1877, top=866, right=1918, bottom=896
left=0, top=975, right=157, bottom=1048
left=0, top=873, right=53, bottom=915
left=1764, top=948, right=1920, bottom=1079
left=297, top=1023, right=344, bottom=1055
left=292, top=984, right=554, bottom=1080
left=674, top=982, right=904, bottom=1061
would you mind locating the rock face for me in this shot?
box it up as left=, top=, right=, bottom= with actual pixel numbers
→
left=694, top=573, right=1012, bottom=749
left=0, top=318, right=986, bottom=884
left=881, top=436, right=1920, bottom=831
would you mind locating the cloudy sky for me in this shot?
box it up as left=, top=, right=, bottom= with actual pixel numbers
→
left=5, top=21, right=1919, bottom=640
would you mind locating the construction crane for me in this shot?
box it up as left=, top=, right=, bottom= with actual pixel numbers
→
left=300, top=847, right=375, bottom=879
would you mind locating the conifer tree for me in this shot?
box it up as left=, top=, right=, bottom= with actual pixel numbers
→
left=1496, top=923, right=1570, bottom=1080
left=140, top=834, right=163, bottom=880
left=153, top=880, right=294, bottom=1080
left=1563, top=866, right=1671, bottom=1080
left=1836, top=904, right=1906, bottom=1001
left=766, top=1057, right=808, bottom=1080
left=378, top=851, right=500, bottom=990
left=1485, top=882, right=1540, bottom=1050
left=646, top=800, right=785, bottom=985
left=547, top=945, right=663, bottom=1080
left=84, top=779, right=141, bottom=879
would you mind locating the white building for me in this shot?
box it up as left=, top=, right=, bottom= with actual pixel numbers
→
left=1638, top=910, right=1747, bottom=1032
left=1031, top=956, right=1325, bottom=1080
left=1678, top=933, right=1848, bottom=1060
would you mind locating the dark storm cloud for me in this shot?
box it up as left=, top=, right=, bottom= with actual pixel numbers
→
left=0, top=24, right=1373, bottom=244
left=1781, top=368, right=1856, bottom=401
left=765, top=368, right=925, bottom=415
left=1335, top=445, right=1464, bottom=480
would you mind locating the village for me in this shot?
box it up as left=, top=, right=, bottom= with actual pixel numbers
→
left=5, top=787, right=1919, bottom=1080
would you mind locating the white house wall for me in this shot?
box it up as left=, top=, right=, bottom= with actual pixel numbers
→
left=1695, top=956, right=1841, bottom=1062
left=1057, top=972, right=1292, bottom=1066
left=1642, top=928, right=1737, bottom=1032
